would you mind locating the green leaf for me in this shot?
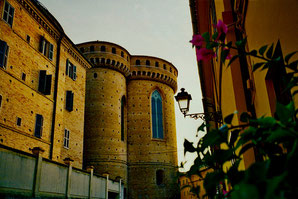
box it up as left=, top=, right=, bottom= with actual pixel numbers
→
left=287, top=60, right=298, bottom=71
left=221, top=49, right=230, bottom=63
left=249, top=50, right=258, bottom=56
left=266, top=127, right=295, bottom=143
left=285, top=51, right=298, bottom=63
left=230, top=129, right=240, bottom=147
left=265, top=174, right=287, bottom=199
left=253, top=62, right=266, bottom=71
left=266, top=43, right=274, bottom=59
left=206, top=41, right=219, bottom=49
left=204, top=171, right=225, bottom=197
left=228, top=55, right=239, bottom=66
left=259, top=45, right=268, bottom=56
left=202, top=32, right=210, bottom=42
left=212, top=31, right=218, bottom=41
left=276, top=102, right=295, bottom=124
left=257, top=117, right=276, bottom=128
left=197, top=123, right=206, bottom=132
left=201, top=129, right=226, bottom=150
left=184, top=139, right=196, bottom=154
left=231, top=183, right=259, bottom=199
left=240, top=112, right=251, bottom=122
left=224, top=113, right=234, bottom=124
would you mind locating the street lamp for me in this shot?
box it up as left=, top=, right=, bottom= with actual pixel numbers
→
left=175, top=88, right=222, bottom=123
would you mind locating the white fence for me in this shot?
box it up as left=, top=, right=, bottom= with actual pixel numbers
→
left=0, top=145, right=123, bottom=198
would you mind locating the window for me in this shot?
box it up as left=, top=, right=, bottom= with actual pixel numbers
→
left=34, top=114, right=43, bottom=138
left=66, top=59, right=77, bottom=80
left=90, top=58, right=94, bottom=64
left=96, top=58, right=99, bottom=63
left=16, top=117, right=21, bottom=126
left=146, top=60, right=150, bottom=66
left=151, top=90, right=163, bottom=139
left=136, top=60, right=140, bottom=65
left=100, top=46, right=106, bottom=52
left=90, top=46, right=95, bottom=52
left=0, top=95, right=2, bottom=108
left=163, top=64, right=166, bottom=69
left=80, top=47, right=84, bottom=53
left=39, top=36, right=54, bottom=60
left=2, top=1, right=14, bottom=27
left=155, top=62, right=159, bottom=67
left=112, top=47, right=116, bottom=54
left=121, top=51, right=124, bottom=57
left=64, top=129, right=70, bottom=148
left=0, top=40, right=9, bottom=69
left=21, top=72, right=26, bottom=81
left=66, top=91, right=74, bottom=112
left=38, top=70, right=52, bottom=95
left=26, top=35, right=30, bottom=43
left=156, top=170, right=164, bottom=185
left=121, top=96, right=125, bottom=141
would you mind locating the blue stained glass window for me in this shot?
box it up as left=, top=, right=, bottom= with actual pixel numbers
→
left=151, top=90, right=163, bottom=139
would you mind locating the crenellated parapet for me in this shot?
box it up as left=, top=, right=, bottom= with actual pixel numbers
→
left=76, top=41, right=131, bottom=77
left=129, top=56, right=178, bottom=92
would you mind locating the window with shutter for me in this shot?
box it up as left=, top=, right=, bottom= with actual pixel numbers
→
left=3, top=1, right=14, bottom=27
left=38, top=70, right=47, bottom=93
left=34, top=114, right=43, bottom=138
left=151, top=90, right=164, bottom=139
left=38, top=70, right=52, bottom=95
left=66, top=59, right=77, bottom=81
left=64, top=129, right=70, bottom=148
left=49, top=43, right=54, bottom=60
left=0, top=40, right=8, bottom=69
left=39, top=36, right=54, bottom=60
left=66, top=91, right=74, bottom=112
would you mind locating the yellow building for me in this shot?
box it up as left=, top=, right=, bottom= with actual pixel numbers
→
left=77, top=41, right=179, bottom=198
left=188, top=0, right=298, bottom=194
left=0, top=0, right=179, bottom=198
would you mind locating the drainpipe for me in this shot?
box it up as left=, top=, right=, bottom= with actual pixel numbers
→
left=49, top=34, right=63, bottom=159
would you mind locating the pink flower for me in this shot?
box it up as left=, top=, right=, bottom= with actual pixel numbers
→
left=214, top=20, right=228, bottom=41
left=190, top=34, right=204, bottom=47
left=196, top=48, right=216, bottom=61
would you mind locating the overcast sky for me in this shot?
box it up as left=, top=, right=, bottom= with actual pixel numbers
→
left=38, top=0, right=204, bottom=171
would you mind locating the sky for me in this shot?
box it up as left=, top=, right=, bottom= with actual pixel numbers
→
left=38, top=0, right=204, bottom=171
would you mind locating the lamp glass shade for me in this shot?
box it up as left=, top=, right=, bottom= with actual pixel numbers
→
left=178, top=98, right=189, bottom=113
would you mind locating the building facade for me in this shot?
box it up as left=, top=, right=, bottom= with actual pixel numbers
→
left=188, top=0, right=298, bottom=195
left=0, top=0, right=179, bottom=198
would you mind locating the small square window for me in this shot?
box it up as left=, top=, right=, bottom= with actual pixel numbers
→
left=16, top=117, right=21, bottom=126
left=21, top=72, right=26, bottom=81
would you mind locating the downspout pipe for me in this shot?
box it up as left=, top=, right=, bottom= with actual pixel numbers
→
left=49, top=34, right=63, bottom=160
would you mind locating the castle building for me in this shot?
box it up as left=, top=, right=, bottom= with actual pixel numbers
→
left=0, top=0, right=179, bottom=198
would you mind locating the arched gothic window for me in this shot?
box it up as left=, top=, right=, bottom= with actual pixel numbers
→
left=151, top=90, right=163, bottom=139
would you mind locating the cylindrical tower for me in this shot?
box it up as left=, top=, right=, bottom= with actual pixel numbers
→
left=127, top=56, right=178, bottom=199
left=76, top=41, right=130, bottom=184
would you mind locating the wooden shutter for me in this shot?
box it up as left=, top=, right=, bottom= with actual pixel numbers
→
left=35, top=114, right=43, bottom=138
left=66, top=91, right=73, bottom=112
left=66, top=59, right=69, bottom=76
left=45, top=74, right=52, bottom=95
left=73, top=65, right=77, bottom=80
left=39, top=36, right=45, bottom=53
left=38, top=70, right=46, bottom=93
left=0, top=40, right=7, bottom=68
left=49, top=43, right=54, bottom=60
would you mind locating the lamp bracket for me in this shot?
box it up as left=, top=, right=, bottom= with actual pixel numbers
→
left=184, top=111, right=222, bottom=123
